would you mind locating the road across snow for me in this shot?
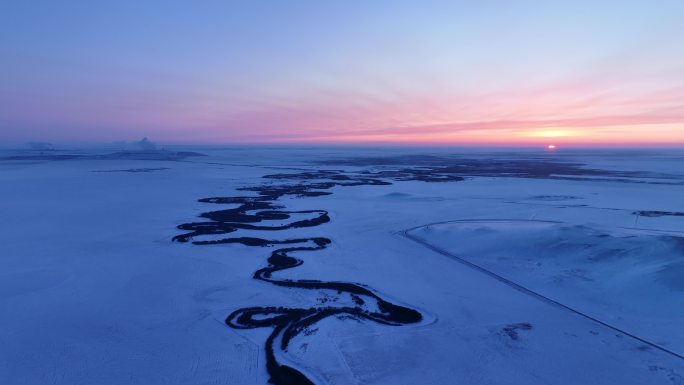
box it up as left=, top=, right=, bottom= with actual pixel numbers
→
left=404, top=219, right=684, bottom=360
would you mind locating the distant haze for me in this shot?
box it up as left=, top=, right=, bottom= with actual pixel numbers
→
left=1, top=1, right=683, bottom=146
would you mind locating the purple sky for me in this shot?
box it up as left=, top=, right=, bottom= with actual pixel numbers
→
left=1, top=1, right=683, bottom=146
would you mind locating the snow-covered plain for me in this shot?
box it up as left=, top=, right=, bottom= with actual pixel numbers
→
left=1, top=146, right=683, bottom=384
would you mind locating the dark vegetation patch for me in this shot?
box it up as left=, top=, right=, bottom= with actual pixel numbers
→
left=501, top=322, right=533, bottom=340
left=318, top=155, right=615, bottom=179
left=316, top=155, right=684, bottom=186
left=529, top=195, right=580, bottom=201
left=93, top=167, right=170, bottom=173
left=634, top=211, right=684, bottom=217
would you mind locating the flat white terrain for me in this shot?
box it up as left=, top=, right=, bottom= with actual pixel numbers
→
left=1, top=147, right=683, bottom=384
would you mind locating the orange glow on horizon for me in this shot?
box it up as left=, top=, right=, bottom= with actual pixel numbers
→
left=255, top=121, right=683, bottom=147
left=525, top=130, right=577, bottom=138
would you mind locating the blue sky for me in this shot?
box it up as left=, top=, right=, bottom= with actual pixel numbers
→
left=1, top=0, right=683, bottom=145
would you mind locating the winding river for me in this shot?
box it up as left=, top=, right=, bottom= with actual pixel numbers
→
left=173, top=169, right=459, bottom=384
